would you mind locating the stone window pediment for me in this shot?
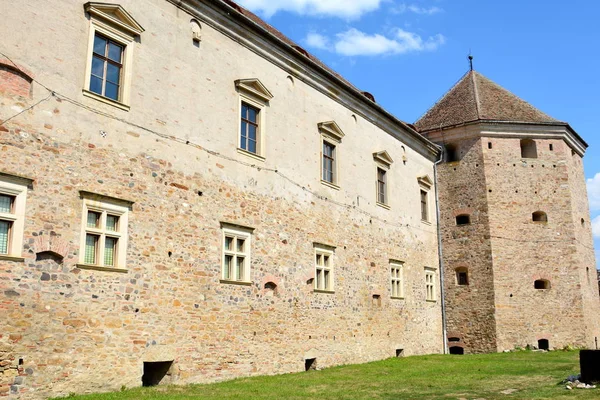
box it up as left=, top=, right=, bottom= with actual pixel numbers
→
left=84, top=2, right=144, bottom=37
left=373, top=151, right=393, bottom=168
left=417, top=175, right=433, bottom=190
left=235, top=78, right=274, bottom=103
left=318, top=121, right=345, bottom=143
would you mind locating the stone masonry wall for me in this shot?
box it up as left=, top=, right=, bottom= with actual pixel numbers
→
left=0, top=0, right=443, bottom=394
left=435, top=136, right=498, bottom=354
left=483, top=137, right=596, bottom=351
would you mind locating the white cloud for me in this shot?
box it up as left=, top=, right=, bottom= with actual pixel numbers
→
left=331, top=28, right=445, bottom=56
left=587, top=173, right=600, bottom=211
left=235, top=0, right=383, bottom=19
left=592, top=216, right=600, bottom=239
left=305, top=32, right=330, bottom=50
left=391, top=3, right=443, bottom=15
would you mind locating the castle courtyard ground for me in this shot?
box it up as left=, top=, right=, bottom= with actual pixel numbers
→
left=53, top=351, right=598, bottom=400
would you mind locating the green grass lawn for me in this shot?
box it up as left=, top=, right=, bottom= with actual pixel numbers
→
left=56, top=351, right=597, bottom=400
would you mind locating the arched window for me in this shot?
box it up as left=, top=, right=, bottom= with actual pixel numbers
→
left=455, top=267, right=469, bottom=286
left=449, top=346, right=464, bottom=355
left=534, top=279, right=550, bottom=290
left=446, top=144, right=459, bottom=162
left=532, top=211, right=548, bottom=222
left=448, top=337, right=461, bottom=342
left=456, top=214, right=471, bottom=226
left=520, top=139, right=537, bottom=158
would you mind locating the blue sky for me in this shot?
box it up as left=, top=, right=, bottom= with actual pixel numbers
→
left=236, top=0, right=600, bottom=268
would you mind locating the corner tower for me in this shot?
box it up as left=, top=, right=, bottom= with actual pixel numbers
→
left=416, top=69, right=600, bottom=353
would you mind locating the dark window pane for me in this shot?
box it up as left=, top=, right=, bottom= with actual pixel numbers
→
left=108, top=42, right=123, bottom=63
left=241, top=103, right=248, bottom=118
left=240, top=121, right=247, bottom=149
left=248, top=138, right=257, bottom=154
left=248, top=124, right=257, bottom=141
left=106, top=63, right=121, bottom=84
left=105, top=82, right=119, bottom=100
left=93, top=35, right=107, bottom=55
left=90, top=76, right=103, bottom=95
left=248, top=107, right=257, bottom=122
left=91, top=56, right=105, bottom=78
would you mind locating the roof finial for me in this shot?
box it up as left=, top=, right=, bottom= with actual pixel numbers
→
left=468, top=53, right=474, bottom=71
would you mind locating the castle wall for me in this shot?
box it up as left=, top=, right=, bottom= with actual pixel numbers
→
left=0, top=1, right=442, bottom=398
left=483, top=136, right=594, bottom=351
left=434, top=134, right=498, bottom=354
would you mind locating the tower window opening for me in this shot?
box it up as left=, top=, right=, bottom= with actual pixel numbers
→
left=488, top=142, right=492, bottom=149
left=549, top=144, right=553, bottom=151
left=520, top=139, right=537, bottom=159
left=446, top=144, right=459, bottom=162
left=455, top=268, right=469, bottom=286
left=532, top=211, right=548, bottom=223
left=534, top=279, right=551, bottom=290
left=456, top=214, right=471, bottom=226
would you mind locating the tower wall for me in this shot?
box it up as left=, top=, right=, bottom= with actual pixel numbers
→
left=436, top=134, right=498, bottom=354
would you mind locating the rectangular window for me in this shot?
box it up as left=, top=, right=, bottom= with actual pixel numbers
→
left=425, top=268, right=436, bottom=301
left=240, top=102, right=260, bottom=154
left=89, top=34, right=124, bottom=101
left=420, top=190, right=429, bottom=221
left=314, top=245, right=334, bottom=292
left=79, top=195, right=130, bottom=270
left=322, top=141, right=336, bottom=184
left=221, top=224, right=252, bottom=283
left=377, top=168, right=387, bottom=205
left=391, top=261, right=404, bottom=298
left=0, top=176, right=29, bottom=258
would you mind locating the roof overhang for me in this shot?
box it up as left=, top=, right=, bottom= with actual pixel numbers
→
left=423, top=120, right=587, bottom=157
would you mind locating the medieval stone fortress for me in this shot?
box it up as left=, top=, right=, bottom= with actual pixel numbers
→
left=0, top=1, right=597, bottom=398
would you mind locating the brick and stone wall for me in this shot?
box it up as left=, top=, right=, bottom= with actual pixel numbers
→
left=0, top=1, right=442, bottom=398
left=435, top=136, right=498, bottom=354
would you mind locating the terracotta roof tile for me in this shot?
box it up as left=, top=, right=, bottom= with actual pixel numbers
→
left=415, top=71, right=560, bottom=132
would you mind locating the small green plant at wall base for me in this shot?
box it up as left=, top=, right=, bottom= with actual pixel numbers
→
left=51, top=351, right=599, bottom=400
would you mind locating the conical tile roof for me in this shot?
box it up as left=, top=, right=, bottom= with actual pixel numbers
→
left=415, top=71, right=560, bottom=132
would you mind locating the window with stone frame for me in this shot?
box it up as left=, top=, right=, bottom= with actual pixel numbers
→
left=314, top=244, right=335, bottom=292
left=425, top=268, right=436, bottom=301
left=235, top=78, right=273, bottom=160
left=221, top=223, right=253, bottom=283
left=0, top=174, right=30, bottom=259
left=377, top=167, right=387, bottom=205
left=322, top=140, right=336, bottom=184
left=318, top=121, right=344, bottom=188
left=83, top=3, right=144, bottom=109
left=420, top=190, right=429, bottom=221
left=240, top=102, right=260, bottom=154
left=79, top=193, right=131, bottom=270
left=390, top=260, right=404, bottom=299
left=373, top=151, right=393, bottom=208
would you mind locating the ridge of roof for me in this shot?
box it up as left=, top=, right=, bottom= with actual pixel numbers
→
left=414, top=70, right=562, bottom=133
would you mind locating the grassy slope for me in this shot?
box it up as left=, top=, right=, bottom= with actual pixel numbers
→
left=55, top=351, right=598, bottom=400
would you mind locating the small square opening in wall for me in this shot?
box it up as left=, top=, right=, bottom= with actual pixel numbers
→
left=538, top=339, right=549, bottom=350
left=372, top=294, right=381, bottom=307
left=396, top=349, right=404, bottom=357
left=305, top=358, right=317, bottom=371
left=142, top=361, right=173, bottom=387
left=449, top=346, right=464, bottom=355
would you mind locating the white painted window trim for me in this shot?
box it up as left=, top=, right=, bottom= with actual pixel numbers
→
left=320, top=136, right=340, bottom=189
left=83, top=14, right=137, bottom=110
left=0, top=176, right=28, bottom=260
left=78, top=196, right=130, bottom=271
left=425, top=267, right=436, bottom=302
left=221, top=224, right=253, bottom=284
left=390, top=260, right=404, bottom=299
left=237, top=94, right=267, bottom=160
left=314, top=243, right=335, bottom=292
